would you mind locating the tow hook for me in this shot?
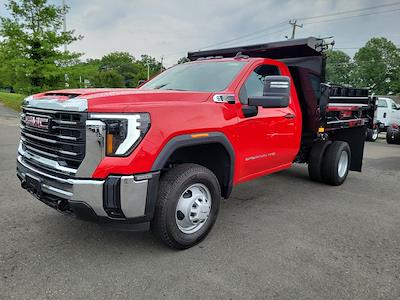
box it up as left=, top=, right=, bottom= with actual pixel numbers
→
left=57, top=199, right=69, bottom=212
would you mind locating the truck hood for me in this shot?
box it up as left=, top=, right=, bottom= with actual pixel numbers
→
left=29, top=88, right=213, bottom=112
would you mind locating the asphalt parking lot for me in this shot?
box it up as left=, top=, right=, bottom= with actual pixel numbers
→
left=1, top=103, right=399, bottom=300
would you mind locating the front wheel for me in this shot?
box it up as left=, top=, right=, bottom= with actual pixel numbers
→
left=151, top=163, right=221, bottom=249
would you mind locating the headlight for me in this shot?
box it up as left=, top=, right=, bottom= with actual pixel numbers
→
left=89, top=113, right=150, bottom=156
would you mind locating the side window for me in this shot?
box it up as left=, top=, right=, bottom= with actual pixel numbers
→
left=239, top=64, right=280, bottom=104
left=378, top=99, right=388, bottom=108
left=391, top=101, right=397, bottom=110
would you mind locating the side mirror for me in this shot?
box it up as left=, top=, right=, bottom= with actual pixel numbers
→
left=248, top=75, right=290, bottom=108
left=137, top=79, right=147, bottom=87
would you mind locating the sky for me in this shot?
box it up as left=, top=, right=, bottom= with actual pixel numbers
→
left=0, top=0, right=399, bottom=66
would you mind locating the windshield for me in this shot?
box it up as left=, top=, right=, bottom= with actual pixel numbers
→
left=140, top=61, right=246, bottom=92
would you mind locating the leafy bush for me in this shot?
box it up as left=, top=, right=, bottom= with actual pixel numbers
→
left=0, top=92, right=25, bottom=111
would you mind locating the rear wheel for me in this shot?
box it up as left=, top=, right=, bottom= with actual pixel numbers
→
left=308, top=140, right=331, bottom=182
left=386, top=129, right=400, bottom=144
left=151, top=163, right=221, bottom=249
left=366, top=128, right=379, bottom=142
left=321, top=141, right=351, bottom=186
left=387, top=132, right=394, bottom=144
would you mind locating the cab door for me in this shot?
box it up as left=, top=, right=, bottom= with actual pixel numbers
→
left=377, top=98, right=390, bottom=126
left=390, top=100, right=400, bottom=124
left=234, top=61, right=300, bottom=182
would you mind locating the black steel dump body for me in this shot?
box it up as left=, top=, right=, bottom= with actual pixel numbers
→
left=188, top=37, right=376, bottom=132
left=188, top=37, right=377, bottom=171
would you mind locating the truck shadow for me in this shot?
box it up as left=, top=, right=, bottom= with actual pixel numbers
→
left=32, top=165, right=325, bottom=252
left=38, top=214, right=170, bottom=252
left=364, top=156, right=400, bottom=171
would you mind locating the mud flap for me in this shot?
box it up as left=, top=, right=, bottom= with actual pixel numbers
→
left=329, top=126, right=366, bottom=172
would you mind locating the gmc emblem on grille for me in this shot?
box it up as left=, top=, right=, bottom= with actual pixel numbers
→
left=25, top=115, right=50, bottom=130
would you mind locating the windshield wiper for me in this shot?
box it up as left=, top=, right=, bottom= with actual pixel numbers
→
left=152, top=84, right=189, bottom=91
left=153, top=84, right=168, bottom=89
left=163, top=88, right=189, bottom=91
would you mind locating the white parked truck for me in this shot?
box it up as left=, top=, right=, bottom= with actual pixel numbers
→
left=377, top=97, right=400, bottom=131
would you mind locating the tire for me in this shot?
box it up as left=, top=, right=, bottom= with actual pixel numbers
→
left=386, top=129, right=400, bottom=144
left=386, top=132, right=395, bottom=144
left=308, top=140, right=331, bottom=182
left=366, top=128, right=378, bottom=142
left=151, top=163, right=221, bottom=250
left=321, top=141, right=351, bottom=186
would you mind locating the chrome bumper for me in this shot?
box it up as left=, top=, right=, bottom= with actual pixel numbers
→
left=17, top=155, right=154, bottom=222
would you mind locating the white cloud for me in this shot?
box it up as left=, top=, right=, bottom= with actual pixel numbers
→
left=1, top=0, right=399, bottom=66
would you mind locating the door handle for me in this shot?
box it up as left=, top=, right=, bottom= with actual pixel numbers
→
left=284, top=113, right=295, bottom=119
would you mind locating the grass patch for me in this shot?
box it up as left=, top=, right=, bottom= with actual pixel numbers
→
left=0, top=92, right=25, bottom=111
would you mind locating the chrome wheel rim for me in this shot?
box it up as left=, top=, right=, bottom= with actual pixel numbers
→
left=176, top=183, right=212, bottom=234
left=338, top=151, right=349, bottom=178
left=372, top=129, right=378, bottom=140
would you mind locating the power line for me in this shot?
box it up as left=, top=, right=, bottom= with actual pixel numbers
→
left=303, top=8, right=400, bottom=26
left=335, top=44, right=400, bottom=50
left=198, top=21, right=287, bottom=50
left=164, top=26, right=291, bottom=59
left=199, top=2, right=400, bottom=51
left=222, top=27, right=289, bottom=46
left=328, top=35, right=400, bottom=45
left=197, top=4, right=400, bottom=52
left=298, top=1, right=400, bottom=21
left=164, top=2, right=400, bottom=63
left=234, top=9, right=400, bottom=48
left=162, top=22, right=288, bottom=56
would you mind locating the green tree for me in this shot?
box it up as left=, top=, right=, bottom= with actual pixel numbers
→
left=177, top=57, right=190, bottom=64
left=352, top=37, right=400, bottom=94
left=0, top=45, right=14, bottom=88
left=64, top=59, right=101, bottom=88
left=325, top=50, right=353, bottom=85
left=140, top=54, right=163, bottom=78
left=71, top=53, right=165, bottom=88
left=99, top=52, right=144, bottom=87
left=91, top=70, right=125, bottom=88
left=0, top=0, right=82, bottom=93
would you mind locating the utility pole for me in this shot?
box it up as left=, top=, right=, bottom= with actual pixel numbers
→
left=62, top=0, right=69, bottom=88
left=160, top=56, right=164, bottom=72
left=288, top=20, right=303, bottom=39
left=147, top=62, right=150, bottom=80
left=62, top=0, right=67, bottom=53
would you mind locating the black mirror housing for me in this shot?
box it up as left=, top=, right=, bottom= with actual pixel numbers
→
left=248, top=95, right=289, bottom=108
left=248, top=75, right=290, bottom=108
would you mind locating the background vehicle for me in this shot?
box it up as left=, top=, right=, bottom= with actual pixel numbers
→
left=17, top=37, right=376, bottom=249
left=386, top=123, right=400, bottom=144
left=377, top=97, right=400, bottom=131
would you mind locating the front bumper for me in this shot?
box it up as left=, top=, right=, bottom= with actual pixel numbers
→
left=17, top=155, right=159, bottom=230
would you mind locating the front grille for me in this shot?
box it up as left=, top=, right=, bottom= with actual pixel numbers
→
left=20, top=107, right=87, bottom=174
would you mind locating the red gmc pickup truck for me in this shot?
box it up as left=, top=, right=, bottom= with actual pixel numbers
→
left=17, top=37, right=376, bottom=249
